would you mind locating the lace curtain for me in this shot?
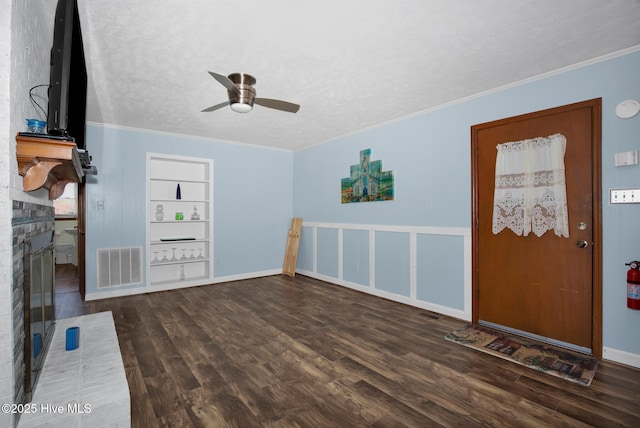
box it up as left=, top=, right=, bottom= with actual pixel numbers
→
left=492, top=133, right=569, bottom=238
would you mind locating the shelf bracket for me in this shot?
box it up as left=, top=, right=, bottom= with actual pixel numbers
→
left=16, top=134, right=84, bottom=200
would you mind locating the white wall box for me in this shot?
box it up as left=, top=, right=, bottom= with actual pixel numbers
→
left=146, top=153, right=214, bottom=289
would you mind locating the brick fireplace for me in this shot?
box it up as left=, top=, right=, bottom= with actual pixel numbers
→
left=11, top=201, right=55, bottom=407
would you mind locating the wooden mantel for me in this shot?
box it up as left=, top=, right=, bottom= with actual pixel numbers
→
left=16, top=134, right=84, bottom=200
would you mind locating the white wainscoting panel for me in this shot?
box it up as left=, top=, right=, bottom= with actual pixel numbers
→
left=298, top=222, right=472, bottom=321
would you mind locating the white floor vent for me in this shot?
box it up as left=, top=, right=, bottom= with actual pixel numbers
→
left=97, top=247, right=142, bottom=288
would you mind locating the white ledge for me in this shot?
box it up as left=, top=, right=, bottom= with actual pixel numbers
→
left=19, top=312, right=130, bottom=427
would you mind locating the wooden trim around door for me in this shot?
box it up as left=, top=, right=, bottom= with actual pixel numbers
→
left=77, top=181, right=86, bottom=299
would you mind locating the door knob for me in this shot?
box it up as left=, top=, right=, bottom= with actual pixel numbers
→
left=577, top=240, right=589, bottom=248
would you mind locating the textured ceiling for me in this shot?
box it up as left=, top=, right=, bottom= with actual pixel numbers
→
left=79, top=0, right=640, bottom=151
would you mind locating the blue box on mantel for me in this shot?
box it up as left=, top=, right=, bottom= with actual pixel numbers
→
left=65, top=326, right=79, bottom=351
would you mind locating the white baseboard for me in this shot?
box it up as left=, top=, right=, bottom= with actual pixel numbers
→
left=602, top=346, right=640, bottom=369
left=85, top=269, right=282, bottom=301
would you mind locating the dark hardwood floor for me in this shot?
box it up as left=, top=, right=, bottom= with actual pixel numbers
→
left=55, top=265, right=640, bottom=427
left=54, top=263, right=90, bottom=320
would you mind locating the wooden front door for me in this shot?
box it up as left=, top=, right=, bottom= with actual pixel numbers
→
left=471, top=99, right=602, bottom=356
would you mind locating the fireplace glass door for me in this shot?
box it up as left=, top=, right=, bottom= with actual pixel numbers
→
left=26, top=240, right=55, bottom=401
left=31, top=247, right=54, bottom=359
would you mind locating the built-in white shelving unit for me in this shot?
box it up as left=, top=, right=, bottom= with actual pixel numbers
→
left=146, top=153, right=213, bottom=288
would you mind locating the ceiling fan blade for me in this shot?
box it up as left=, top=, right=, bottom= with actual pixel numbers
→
left=201, top=101, right=230, bottom=112
left=254, top=98, right=300, bottom=113
left=208, top=71, right=240, bottom=94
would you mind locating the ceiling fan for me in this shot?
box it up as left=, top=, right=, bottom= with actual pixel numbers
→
left=202, top=71, right=300, bottom=114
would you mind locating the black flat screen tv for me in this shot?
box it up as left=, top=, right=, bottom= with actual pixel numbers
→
left=47, top=0, right=87, bottom=150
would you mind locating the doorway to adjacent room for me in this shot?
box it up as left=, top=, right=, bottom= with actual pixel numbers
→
left=53, top=182, right=86, bottom=303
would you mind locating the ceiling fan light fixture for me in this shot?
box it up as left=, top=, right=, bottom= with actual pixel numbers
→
left=203, top=71, right=300, bottom=114
left=230, top=102, right=253, bottom=113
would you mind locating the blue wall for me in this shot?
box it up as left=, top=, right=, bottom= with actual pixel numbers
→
left=83, top=50, right=640, bottom=363
left=293, top=50, right=640, bottom=360
left=84, top=125, right=293, bottom=295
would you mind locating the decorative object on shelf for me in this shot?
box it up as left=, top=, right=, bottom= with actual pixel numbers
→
left=159, top=236, right=196, bottom=241
left=26, top=118, right=46, bottom=134
left=180, top=265, right=185, bottom=280
left=191, top=206, right=200, bottom=220
left=176, top=183, right=182, bottom=199
left=341, top=148, right=394, bottom=203
left=155, top=204, right=164, bottom=221
left=175, top=212, right=184, bottom=220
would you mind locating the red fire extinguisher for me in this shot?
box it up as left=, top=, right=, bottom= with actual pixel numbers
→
left=627, top=261, right=640, bottom=310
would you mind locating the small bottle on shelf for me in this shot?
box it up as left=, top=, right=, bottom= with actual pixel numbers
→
left=155, top=204, right=164, bottom=221
left=191, top=206, right=200, bottom=220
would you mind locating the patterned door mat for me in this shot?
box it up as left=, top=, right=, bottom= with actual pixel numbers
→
left=445, top=324, right=598, bottom=386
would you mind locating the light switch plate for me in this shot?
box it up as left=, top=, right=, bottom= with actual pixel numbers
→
left=610, top=188, right=640, bottom=204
